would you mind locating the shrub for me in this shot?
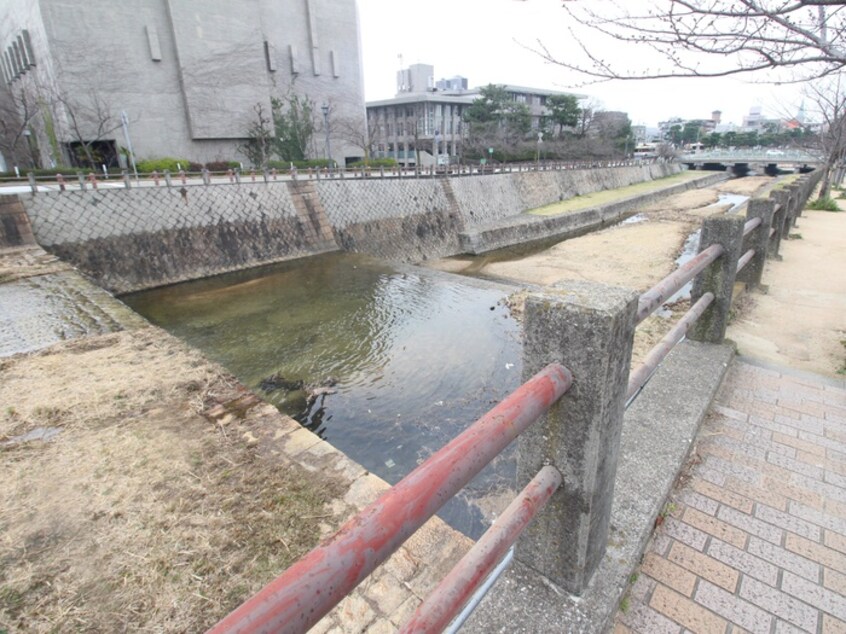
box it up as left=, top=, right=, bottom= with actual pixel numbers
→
left=136, top=157, right=192, bottom=174
left=347, top=158, right=398, bottom=168
left=806, top=196, right=841, bottom=211
left=204, top=160, right=241, bottom=172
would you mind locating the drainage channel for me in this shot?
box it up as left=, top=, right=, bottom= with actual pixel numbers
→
left=123, top=251, right=523, bottom=539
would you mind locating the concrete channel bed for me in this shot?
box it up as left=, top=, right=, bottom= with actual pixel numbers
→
left=1, top=166, right=744, bottom=631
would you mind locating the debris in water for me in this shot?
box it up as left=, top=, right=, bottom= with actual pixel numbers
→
left=385, top=459, right=396, bottom=469
left=259, top=374, right=304, bottom=393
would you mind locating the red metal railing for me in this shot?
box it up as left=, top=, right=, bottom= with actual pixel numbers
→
left=208, top=363, right=572, bottom=634
left=400, top=465, right=561, bottom=633
left=635, top=243, right=724, bottom=324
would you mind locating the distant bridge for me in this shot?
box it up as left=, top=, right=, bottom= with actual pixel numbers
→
left=679, top=149, right=821, bottom=166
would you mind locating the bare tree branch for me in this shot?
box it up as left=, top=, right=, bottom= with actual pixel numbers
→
left=526, top=1, right=846, bottom=84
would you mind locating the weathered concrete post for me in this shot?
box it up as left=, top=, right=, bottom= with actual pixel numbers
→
left=164, top=170, right=173, bottom=188
left=517, top=280, right=638, bottom=594
left=768, top=191, right=787, bottom=258
left=737, top=198, right=774, bottom=290
left=689, top=215, right=745, bottom=344
left=77, top=172, right=86, bottom=190
left=122, top=169, right=131, bottom=189
left=28, top=172, right=37, bottom=194
left=202, top=168, right=211, bottom=186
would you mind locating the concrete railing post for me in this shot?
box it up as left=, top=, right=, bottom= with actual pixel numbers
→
left=517, top=280, right=638, bottom=594
left=770, top=189, right=790, bottom=252
left=689, top=215, right=745, bottom=344
left=164, top=170, right=173, bottom=188
left=738, top=198, right=774, bottom=290
left=202, top=168, right=211, bottom=186
left=122, top=169, right=131, bottom=189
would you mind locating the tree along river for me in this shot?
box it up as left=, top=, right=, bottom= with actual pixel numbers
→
left=123, top=251, right=523, bottom=538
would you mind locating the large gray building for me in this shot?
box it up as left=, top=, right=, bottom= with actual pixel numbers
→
left=367, top=64, right=585, bottom=167
left=0, top=0, right=366, bottom=171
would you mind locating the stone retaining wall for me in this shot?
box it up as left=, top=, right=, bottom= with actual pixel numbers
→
left=11, top=163, right=684, bottom=292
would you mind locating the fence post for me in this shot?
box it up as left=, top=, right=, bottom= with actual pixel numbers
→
left=738, top=198, right=774, bottom=290
left=689, top=215, right=745, bottom=344
left=768, top=190, right=788, bottom=257
left=122, top=169, right=131, bottom=189
left=164, top=170, right=173, bottom=188
left=202, top=168, right=211, bottom=186
left=517, top=280, right=638, bottom=594
left=28, top=172, right=37, bottom=194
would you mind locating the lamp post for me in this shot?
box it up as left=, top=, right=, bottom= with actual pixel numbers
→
left=120, top=111, right=139, bottom=182
left=536, top=131, right=543, bottom=170
left=433, top=129, right=440, bottom=167
left=321, top=103, right=332, bottom=168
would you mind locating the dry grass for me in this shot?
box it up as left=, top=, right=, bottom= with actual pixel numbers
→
left=0, top=328, right=343, bottom=632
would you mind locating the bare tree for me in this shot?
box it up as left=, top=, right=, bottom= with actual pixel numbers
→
left=336, top=113, right=379, bottom=164
left=54, top=90, right=122, bottom=167
left=0, top=83, right=42, bottom=168
left=802, top=77, right=846, bottom=197
left=532, top=1, right=846, bottom=83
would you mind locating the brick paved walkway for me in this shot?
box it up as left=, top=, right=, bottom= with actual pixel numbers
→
left=614, top=359, right=846, bottom=634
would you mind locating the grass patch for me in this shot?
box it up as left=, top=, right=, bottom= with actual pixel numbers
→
left=528, top=171, right=709, bottom=217
left=789, top=233, right=803, bottom=239
left=807, top=196, right=841, bottom=211
left=839, top=340, right=846, bottom=376
left=772, top=174, right=801, bottom=190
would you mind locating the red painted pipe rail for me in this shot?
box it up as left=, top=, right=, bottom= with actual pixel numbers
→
left=399, top=465, right=562, bottom=633
left=636, top=243, right=724, bottom=324
left=743, top=217, right=762, bottom=237
left=627, top=292, right=715, bottom=405
left=208, top=363, right=573, bottom=634
left=736, top=248, right=755, bottom=274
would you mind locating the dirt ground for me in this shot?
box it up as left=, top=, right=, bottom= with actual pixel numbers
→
left=0, top=327, right=346, bottom=633
left=726, top=203, right=846, bottom=377
left=432, top=176, right=776, bottom=366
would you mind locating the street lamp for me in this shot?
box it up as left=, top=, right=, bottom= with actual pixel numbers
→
left=536, top=131, right=543, bottom=170
left=321, top=103, right=332, bottom=168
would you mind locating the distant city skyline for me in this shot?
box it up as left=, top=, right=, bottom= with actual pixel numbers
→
left=357, top=0, right=806, bottom=129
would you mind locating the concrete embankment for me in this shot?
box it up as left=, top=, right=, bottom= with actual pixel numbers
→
left=6, top=162, right=683, bottom=293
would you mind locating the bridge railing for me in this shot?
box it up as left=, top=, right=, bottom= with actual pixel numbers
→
left=208, top=169, right=822, bottom=633
left=10, top=158, right=668, bottom=193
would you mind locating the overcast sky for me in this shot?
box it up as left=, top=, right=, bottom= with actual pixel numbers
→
left=357, top=0, right=806, bottom=128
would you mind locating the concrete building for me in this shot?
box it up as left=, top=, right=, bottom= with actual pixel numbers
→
left=0, top=0, right=366, bottom=170
left=368, top=64, right=584, bottom=166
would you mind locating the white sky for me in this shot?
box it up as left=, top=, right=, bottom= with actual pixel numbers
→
left=357, top=0, right=806, bottom=128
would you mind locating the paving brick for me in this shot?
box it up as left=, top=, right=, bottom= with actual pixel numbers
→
left=797, top=429, right=846, bottom=456
left=619, top=602, right=683, bottom=634
left=691, top=479, right=754, bottom=514
left=739, top=576, right=819, bottom=633
left=669, top=541, right=739, bottom=592
left=781, top=571, right=846, bottom=621
left=823, top=614, right=846, bottom=634
left=677, top=490, right=720, bottom=515
left=791, top=473, right=846, bottom=505
left=784, top=533, right=846, bottom=574
left=724, top=476, right=788, bottom=511
left=825, top=530, right=846, bottom=554
left=694, top=579, right=773, bottom=634
left=753, top=504, right=821, bottom=541
left=684, top=507, right=748, bottom=549
left=766, top=451, right=824, bottom=480
left=747, top=537, right=821, bottom=582
left=773, top=431, right=827, bottom=457
left=762, top=477, right=823, bottom=509
left=775, top=619, right=808, bottom=634
left=649, top=585, right=728, bottom=634
left=642, top=552, right=697, bottom=596
left=824, top=568, right=846, bottom=595
left=716, top=506, right=783, bottom=545
left=707, top=538, right=779, bottom=586
left=664, top=516, right=709, bottom=551
left=788, top=501, right=846, bottom=536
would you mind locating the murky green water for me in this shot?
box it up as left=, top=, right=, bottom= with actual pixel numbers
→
left=123, top=252, right=523, bottom=537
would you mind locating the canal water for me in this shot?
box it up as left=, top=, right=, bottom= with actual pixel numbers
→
left=123, top=251, right=523, bottom=538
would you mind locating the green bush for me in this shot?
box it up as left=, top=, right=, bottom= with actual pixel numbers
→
left=347, top=158, right=398, bottom=168
left=136, top=157, right=192, bottom=174
left=204, top=160, right=241, bottom=172
left=806, top=196, right=841, bottom=211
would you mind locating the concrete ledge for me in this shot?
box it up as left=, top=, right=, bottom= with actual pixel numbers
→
left=462, top=339, right=735, bottom=633
left=458, top=172, right=730, bottom=255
